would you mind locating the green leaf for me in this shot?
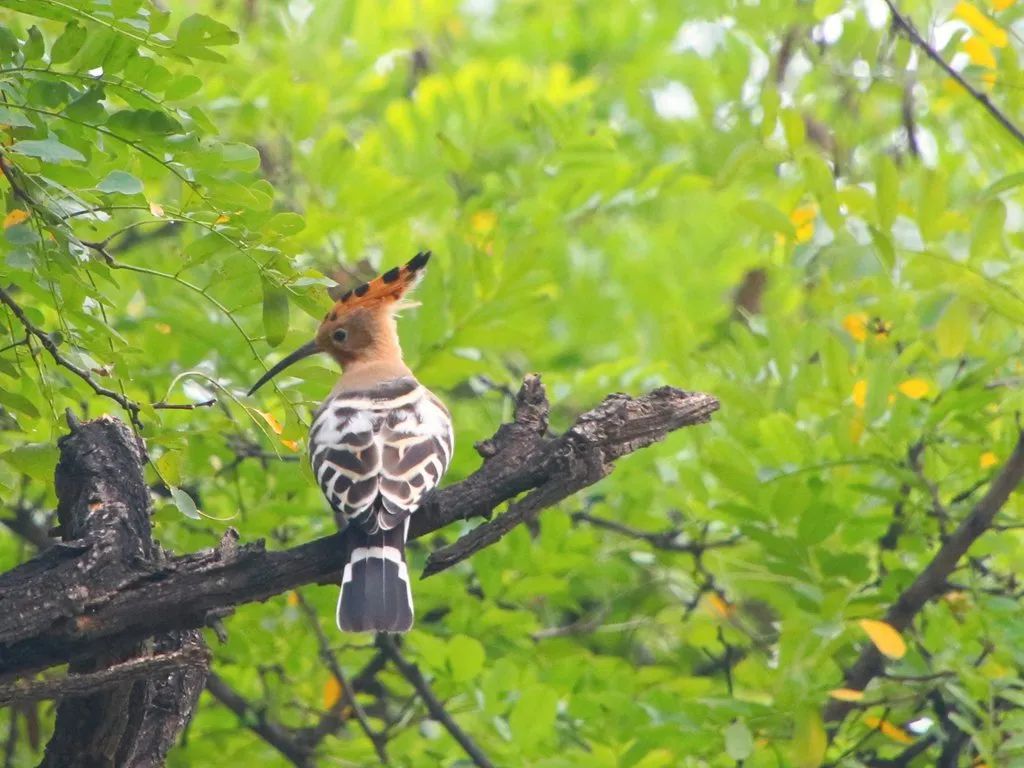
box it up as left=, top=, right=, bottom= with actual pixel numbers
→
left=724, top=719, right=754, bottom=760
left=170, top=486, right=201, bottom=519
left=175, top=13, right=239, bottom=60
left=936, top=298, right=970, bottom=358
left=970, top=198, right=1005, bottom=261
left=0, top=106, right=34, bottom=128
left=736, top=199, right=794, bottom=237
left=0, top=390, right=39, bottom=419
left=446, top=634, right=485, bottom=682
left=96, top=170, right=144, bottom=195
left=793, top=708, right=826, bottom=768
left=23, top=25, right=44, bottom=63
left=781, top=108, right=804, bottom=149
left=261, top=278, right=290, bottom=348
left=267, top=212, right=305, bottom=237
left=1, top=443, right=57, bottom=482
left=876, top=155, right=897, bottom=230
left=509, top=685, right=558, bottom=745
left=981, top=171, right=1024, bottom=199
left=164, top=75, right=203, bottom=100
left=50, top=21, right=87, bottom=64
left=155, top=451, right=183, bottom=487
left=10, top=136, right=85, bottom=163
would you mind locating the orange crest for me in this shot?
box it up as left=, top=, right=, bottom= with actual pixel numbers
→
left=327, top=251, right=430, bottom=320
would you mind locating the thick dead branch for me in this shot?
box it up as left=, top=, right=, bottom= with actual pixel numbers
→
left=825, top=430, right=1024, bottom=725
left=0, top=377, right=717, bottom=678
left=0, top=647, right=208, bottom=707
left=13, top=416, right=211, bottom=768
left=421, top=378, right=720, bottom=575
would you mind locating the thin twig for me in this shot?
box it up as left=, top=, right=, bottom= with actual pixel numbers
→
left=573, top=511, right=739, bottom=554
left=884, top=0, right=1024, bottom=146
left=205, top=672, right=313, bottom=768
left=294, top=592, right=389, bottom=764
left=377, top=635, right=494, bottom=768
left=0, top=286, right=142, bottom=428
left=151, top=399, right=217, bottom=411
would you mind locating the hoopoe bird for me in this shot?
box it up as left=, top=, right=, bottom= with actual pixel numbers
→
left=248, top=252, right=452, bottom=632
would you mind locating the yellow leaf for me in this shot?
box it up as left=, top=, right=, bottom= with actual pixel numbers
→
left=851, top=379, right=868, bottom=409
left=858, top=619, right=907, bottom=659
left=897, top=379, right=931, bottom=399
left=215, top=214, right=230, bottom=224
left=706, top=593, right=733, bottom=618
left=863, top=715, right=914, bottom=744
left=992, top=0, right=1013, bottom=10
left=281, top=438, right=300, bottom=452
left=980, top=451, right=998, bottom=469
left=323, top=676, right=342, bottom=709
left=790, top=204, right=817, bottom=244
left=258, top=410, right=284, bottom=435
left=149, top=201, right=165, bottom=217
left=843, top=315, right=868, bottom=346
left=3, top=209, right=29, bottom=229
left=286, top=590, right=299, bottom=607
left=829, top=688, right=865, bottom=702
left=470, top=210, right=497, bottom=234
left=954, top=2, right=1008, bottom=47
left=963, top=36, right=997, bottom=68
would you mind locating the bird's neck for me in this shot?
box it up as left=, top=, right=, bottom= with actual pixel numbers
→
left=335, top=354, right=413, bottom=394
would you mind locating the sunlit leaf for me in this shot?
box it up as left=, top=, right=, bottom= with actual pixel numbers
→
left=3, top=209, right=29, bottom=229
left=169, top=486, right=201, bottom=520
left=858, top=619, right=907, bottom=659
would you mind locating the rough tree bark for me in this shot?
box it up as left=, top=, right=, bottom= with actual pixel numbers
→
left=0, top=377, right=719, bottom=765
left=9, top=416, right=210, bottom=768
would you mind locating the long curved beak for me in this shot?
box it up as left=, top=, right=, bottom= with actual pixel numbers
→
left=247, top=339, right=320, bottom=395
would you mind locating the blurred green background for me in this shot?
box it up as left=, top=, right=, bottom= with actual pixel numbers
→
left=1, top=0, right=1024, bottom=765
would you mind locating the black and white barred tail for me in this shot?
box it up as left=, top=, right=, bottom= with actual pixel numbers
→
left=338, top=521, right=413, bottom=633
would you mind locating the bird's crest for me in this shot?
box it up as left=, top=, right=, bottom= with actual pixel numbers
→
left=327, top=251, right=430, bottom=320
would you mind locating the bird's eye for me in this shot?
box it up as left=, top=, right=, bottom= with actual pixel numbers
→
left=332, top=328, right=348, bottom=343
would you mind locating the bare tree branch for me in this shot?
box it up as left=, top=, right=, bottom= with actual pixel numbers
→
left=205, top=673, right=314, bottom=768
left=572, top=511, right=739, bottom=554
left=883, top=0, right=1024, bottom=147
left=0, top=378, right=718, bottom=677
left=377, top=635, right=494, bottom=768
left=16, top=415, right=211, bottom=768
left=825, top=430, right=1024, bottom=725
left=0, top=647, right=208, bottom=707
left=294, top=592, right=389, bottom=764
left=421, top=377, right=720, bottom=575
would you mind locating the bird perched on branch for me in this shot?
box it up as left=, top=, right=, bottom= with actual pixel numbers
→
left=248, top=252, right=452, bottom=632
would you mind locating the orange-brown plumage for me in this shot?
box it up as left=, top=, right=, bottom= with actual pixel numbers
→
left=324, top=251, right=430, bottom=320
left=246, top=251, right=431, bottom=396
left=314, top=251, right=430, bottom=372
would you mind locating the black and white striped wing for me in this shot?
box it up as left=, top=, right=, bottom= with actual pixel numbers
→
left=309, top=380, right=452, bottom=532
left=309, top=406, right=384, bottom=524
left=377, top=390, right=454, bottom=531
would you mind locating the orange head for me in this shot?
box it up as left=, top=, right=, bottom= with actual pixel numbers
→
left=247, top=251, right=430, bottom=395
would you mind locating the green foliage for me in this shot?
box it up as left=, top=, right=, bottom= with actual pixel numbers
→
left=1, top=0, right=1024, bottom=766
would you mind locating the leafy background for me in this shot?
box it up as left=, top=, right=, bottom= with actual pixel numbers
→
left=1, top=0, right=1023, bottom=765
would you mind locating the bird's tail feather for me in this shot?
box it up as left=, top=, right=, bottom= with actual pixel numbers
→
left=337, top=523, right=413, bottom=633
